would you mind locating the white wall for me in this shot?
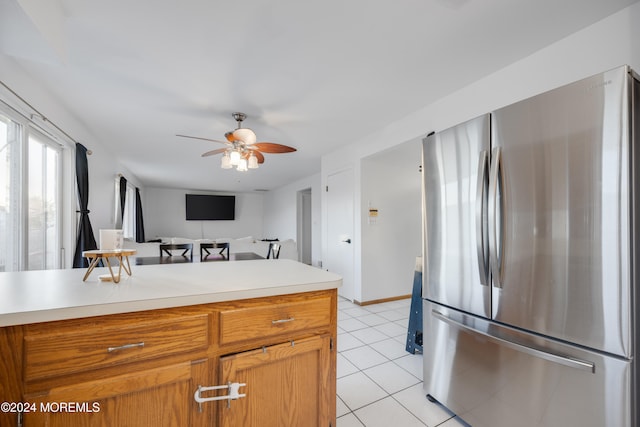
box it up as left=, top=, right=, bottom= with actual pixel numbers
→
left=322, top=3, right=640, bottom=303
left=262, top=173, right=321, bottom=266
left=142, top=187, right=264, bottom=240
left=360, top=139, right=422, bottom=302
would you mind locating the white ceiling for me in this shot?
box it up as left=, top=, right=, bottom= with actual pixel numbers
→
left=1, top=0, right=638, bottom=192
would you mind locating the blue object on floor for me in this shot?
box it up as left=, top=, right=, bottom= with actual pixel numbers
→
left=405, top=257, right=423, bottom=354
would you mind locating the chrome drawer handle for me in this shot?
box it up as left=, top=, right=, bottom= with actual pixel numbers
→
left=107, top=342, right=145, bottom=352
left=271, top=317, right=295, bottom=324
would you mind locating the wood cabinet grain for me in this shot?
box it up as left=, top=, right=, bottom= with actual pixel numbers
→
left=0, top=289, right=336, bottom=427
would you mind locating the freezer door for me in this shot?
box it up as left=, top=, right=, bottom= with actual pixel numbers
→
left=490, top=66, right=633, bottom=357
left=423, top=301, right=634, bottom=427
left=422, top=114, right=491, bottom=318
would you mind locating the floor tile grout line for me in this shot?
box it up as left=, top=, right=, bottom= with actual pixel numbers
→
left=340, top=355, right=408, bottom=379
left=339, top=344, right=423, bottom=381
left=337, top=352, right=424, bottom=422
left=338, top=393, right=430, bottom=427
left=340, top=359, right=421, bottom=391
left=388, top=389, right=457, bottom=427
left=338, top=297, right=448, bottom=426
left=360, top=368, right=422, bottom=399
left=339, top=397, right=421, bottom=422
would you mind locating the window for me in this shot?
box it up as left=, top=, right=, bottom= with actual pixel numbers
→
left=0, top=114, right=21, bottom=272
left=0, top=110, right=65, bottom=272
left=28, top=130, right=61, bottom=270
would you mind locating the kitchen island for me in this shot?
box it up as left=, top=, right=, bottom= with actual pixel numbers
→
left=0, top=260, right=341, bottom=427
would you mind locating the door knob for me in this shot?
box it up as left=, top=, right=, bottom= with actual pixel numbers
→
left=342, top=238, right=352, bottom=244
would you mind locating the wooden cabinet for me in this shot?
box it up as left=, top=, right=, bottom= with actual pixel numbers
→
left=23, top=311, right=210, bottom=382
left=20, top=307, right=213, bottom=427
left=0, top=289, right=336, bottom=427
left=217, top=335, right=333, bottom=427
left=24, top=359, right=211, bottom=427
left=218, top=294, right=332, bottom=345
left=207, top=290, right=337, bottom=427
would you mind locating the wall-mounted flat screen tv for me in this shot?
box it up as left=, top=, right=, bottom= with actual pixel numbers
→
left=185, top=194, right=235, bottom=220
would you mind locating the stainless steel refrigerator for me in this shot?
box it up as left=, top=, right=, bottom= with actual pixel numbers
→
left=422, top=65, right=639, bottom=427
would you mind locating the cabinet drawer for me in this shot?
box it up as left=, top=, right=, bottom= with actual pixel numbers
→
left=24, top=313, right=209, bottom=382
left=219, top=296, right=332, bottom=345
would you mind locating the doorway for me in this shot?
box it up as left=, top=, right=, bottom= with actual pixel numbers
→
left=297, top=188, right=312, bottom=265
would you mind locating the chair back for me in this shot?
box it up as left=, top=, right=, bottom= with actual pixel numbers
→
left=266, top=242, right=281, bottom=259
left=200, top=242, right=230, bottom=261
left=159, top=243, right=193, bottom=261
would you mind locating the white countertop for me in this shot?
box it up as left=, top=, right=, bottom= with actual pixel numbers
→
left=0, top=260, right=342, bottom=327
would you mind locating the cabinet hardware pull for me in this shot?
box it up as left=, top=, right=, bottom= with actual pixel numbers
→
left=107, top=342, right=145, bottom=352
left=271, top=317, right=295, bottom=324
left=194, top=382, right=247, bottom=411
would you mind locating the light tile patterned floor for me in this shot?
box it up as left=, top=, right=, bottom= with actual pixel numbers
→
left=336, top=297, right=468, bottom=427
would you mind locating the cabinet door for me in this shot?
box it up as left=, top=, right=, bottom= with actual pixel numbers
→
left=24, top=359, right=211, bottom=427
left=218, top=335, right=335, bottom=427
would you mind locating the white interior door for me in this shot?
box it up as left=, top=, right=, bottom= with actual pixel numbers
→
left=326, top=169, right=354, bottom=301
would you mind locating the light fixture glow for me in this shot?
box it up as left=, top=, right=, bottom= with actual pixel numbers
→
left=221, top=147, right=259, bottom=172
left=229, top=150, right=241, bottom=166
left=248, top=152, right=259, bottom=169
left=221, top=152, right=232, bottom=169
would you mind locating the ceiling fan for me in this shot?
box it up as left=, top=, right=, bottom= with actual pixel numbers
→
left=177, top=112, right=296, bottom=171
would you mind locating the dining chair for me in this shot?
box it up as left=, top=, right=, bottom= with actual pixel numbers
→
left=200, top=242, right=230, bottom=261
left=266, top=242, right=281, bottom=259
left=159, top=243, right=193, bottom=262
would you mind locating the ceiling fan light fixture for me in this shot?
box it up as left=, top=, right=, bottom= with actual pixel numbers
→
left=229, top=150, right=241, bottom=166
left=237, top=157, right=248, bottom=172
left=248, top=152, right=259, bottom=169
left=221, top=152, right=232, bottom=169
left=233, top=128, right=257, bottom=145
left=180, top=111, right=296, bottom=173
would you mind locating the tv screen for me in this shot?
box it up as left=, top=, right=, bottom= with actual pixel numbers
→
left=185, top=194, right=235, bottom=220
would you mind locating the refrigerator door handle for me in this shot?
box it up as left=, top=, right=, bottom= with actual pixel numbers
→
left=488, top=146, right=503, bottom=288
left=475, top=150, right=489, bottom=286
left=431, top=309, right=595, bottom=373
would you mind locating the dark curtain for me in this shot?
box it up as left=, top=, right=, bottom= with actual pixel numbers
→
left=135, top=187, right=146, bottom=243
left=72, top=143, right=98, bottom=268
left=119, top=175, right=127, bottom=223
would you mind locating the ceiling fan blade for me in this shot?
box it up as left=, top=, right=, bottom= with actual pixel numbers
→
left=254, top=150, right=265, bottom=164
left=201, top=148, right=227, bottom=157
left=252, top=142, right=297, bottom=153
left=177, top=134, right=228, bottom=144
